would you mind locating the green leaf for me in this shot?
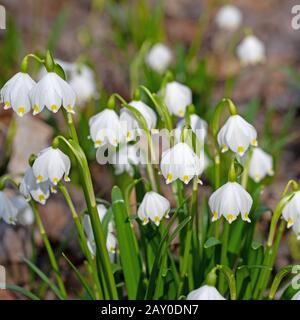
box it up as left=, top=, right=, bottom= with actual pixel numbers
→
left=23, top=257, right=64, bottom=300
left=111, top=186, right=142, bottom=299
left=6, top=284, right=40, bottom=300
left=269, top=265, right=298, bottom=300
left=145, top=202, right=187, bottom=299
left=62, top=253, right=95, bottom=300
left=204, top=237, right=221, bottom=249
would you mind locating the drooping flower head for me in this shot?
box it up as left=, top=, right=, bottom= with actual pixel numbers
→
left=19, top=167, right=52, bottom=205
left=30, top=72, right=76, bottom=115
left=187, top=285, right=226, bottom=300
left=32, top=147, right=71, bottom=186
left=68, top=64, right=98, bottom=106
left=137, top=191, right=170, bottom=226
left=160, top=142, right=204, bottom=184
left=218, top=114, right=257, bottom=156
left=236, top=35, right=266, bottom=66
left=215, top=5, right=242, bottom=31
left=120, top=100, right=157, bottom=142
left=209, top=181, right=253, bottom=224
left=164, top=81, right=192, bottom=117
left=0, top=191, right=18, bottom=225
left=145, top=43, right=172, bottom=73
left=249, top=148, right=274, bottom=183
left=175, top=114, right=208, bottom=145
left=89, top=109, right=123, bottom=148
left=1, top=72, right=36, bottom=116
left=282, top=191, right=300, bottom=230
left=12, top=195, right=34, bottom=226
left=83, top=204, right=117, bottom=256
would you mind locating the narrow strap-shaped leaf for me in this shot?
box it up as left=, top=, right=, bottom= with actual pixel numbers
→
left=146, top=202, right=189, bottom=299
left=62, top=253, right=95, bottom=300
left=112, top=186, right=142, bottom=299
left=23, top=257, right=64, bottom=300
left=6, top=284, right=40, bottom=300
left=269, top=265, right=297, bottom=300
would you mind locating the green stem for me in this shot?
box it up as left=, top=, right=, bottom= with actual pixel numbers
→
left=54, top=136, right=118, bottom=299
left=241, top=148, right=253, bottom=188
left=30, top=200, right=67, bottom=299
left=256, top=220, right=286, bottom=299
left=62, top=109, right=79, bottom=144
left=58, top=183, right=103, bottom=299
left=177, top=178, right=198, bottom=297
left=219, top=220, right=230, bottom=293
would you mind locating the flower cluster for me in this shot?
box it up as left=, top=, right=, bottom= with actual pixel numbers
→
left=1, top=62, right=76, bottom=117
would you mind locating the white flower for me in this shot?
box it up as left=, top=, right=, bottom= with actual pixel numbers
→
left=292, top=219, right=300, bottom=240
left=32, top=147, right=71, bottom=185
left=120, top=100, right=157, bottom=141
left=19, top=167, right=52, bottom=205
left=83, top=204, right=116, bottom=256
left=137, top=191, right=170, bottom=226
left=249, top=148, right=274, bottom=182
left=282, top=191, right=300, bottom=229
left=215, top=5, right=242, bottom=31
left=175, top=114, right=208, bottom=144
left=0, top=191, right=18, bottom=224
left=292, top=291, right=300, bottom=300
left=218, top=114, right=257, bottom=156
left=89, top=109, right=123, bottom=147
left=145, top=43, right=172, bottom=73
left=0, top=72, right=36, bottom=116
left=209, top=181, right=253, bottom=223
left=164, top=81, right=192, bottom=117
left=39, top=60, right=98, bottom=106
left=236, top=35, right=266, bottom=66
left=111, top=144, right=143, bottom=176
left=160, top=142, right=204, bottom=184
left=30, top=72, right=76, bottom=115
left=69, top=64, right=98, bottom=106
left=12, top=196, right=34, bottom=226
left=187, top=285, right=226, bottom=300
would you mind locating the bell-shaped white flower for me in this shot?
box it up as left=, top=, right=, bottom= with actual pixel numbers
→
left=32, top=147, right=71, bottom=186
left=164, top=81, right=192, bottom=117
left=83, top=204, right=116, bottom=255
left=145, top=43, right=172, bottom=73
left=89, top=109, right=123, bottom=147
left=175, top=114, right=208, bottom=144
left=30, top=72, right=76, bottom=115
left=282, top=191, right=300, bottom=229
left=249, top=148, right=274, bottom=182
left=209, top=181, right=253, bottom=223
left=12, top=196, right=34, bottom=226
left=110, top=144, right=143, bottom=176
left=292, top=291, right=300, bottom=300
left=215, top=5, right=242, bottom=31
left=236, top=35, right=266, bottom=66
left=0, top=191, right=18, bottom=224
left=68, top=64, right=98, bottom=106
left=19, top=167, right=52, bottom=205
left=160, top=142, right=204, bottom=185
left=137, top=191, right=170, bottom=226
left=39, top=60, right=98, bottom=106
left=218, top=114, right=257, bottom=156
left=187, top=285, right=226, bottom=300
left=1, top=72, right=36, bottom=116
left=120, top=100, right=157, bottom=141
